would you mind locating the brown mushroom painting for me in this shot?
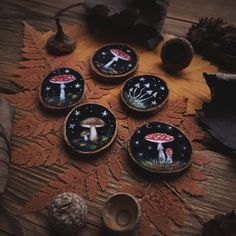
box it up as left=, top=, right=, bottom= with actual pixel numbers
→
left=91, top=44, right=138, bottom=79
left=128, top=122, right=192, bottom=174
left=64, top=104, right=117, bottom=154
left=40, top=68, right=85, bottom=109
left=121, top=75, right=169, bottom=112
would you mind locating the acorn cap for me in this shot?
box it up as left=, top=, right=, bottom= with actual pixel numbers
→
left=49, top=192, right=87, bottom=235
left=47, top=33, right=76, bottom=56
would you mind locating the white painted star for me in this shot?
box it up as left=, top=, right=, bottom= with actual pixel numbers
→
left=127, top=49, right=131, bottom=53
left=46, top=86, right=51, bottom=91
left=75, top=83, right=80, bottom=88
left=144, top=83, right=150, bottom=88
left=140, top=77, right=145, bottom=81
left=168, top=126, right=173, bottom=130
left=65, top=69, right=70, bottom=73
left=160, top=86, right=165, bottom=90
left=101, top=52, right=107, bottom=55
left=153, top=92, right=158, bottom=98
left=151, top=101, right=157, bottom=105
left=75, top=110, right=80, bottom=116
left=148, top=146, right=152, bottom=150
left=135, top=141, right=139, bottom=145
left=101, top=110, right=108, bottom=117
left=69, top=123, right=76, bottom=129
left=128, top=63, right=133, bottom=67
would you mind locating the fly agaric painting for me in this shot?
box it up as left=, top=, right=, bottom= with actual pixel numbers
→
left=121, top=75, right=169, bottom=112
left=91, top=44, right=138, bottom=79
left=129, top=122, right=192, bottom=173
left=40, top=68, right=84, bottom=109
left=64, top=104, right=117, bottom=154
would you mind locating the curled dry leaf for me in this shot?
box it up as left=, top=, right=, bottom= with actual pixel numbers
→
left=199, top=72, right=236, bottom=153
left=84, top=0, right=170, bottom=49
left=202, top=210, right=236, bottom=236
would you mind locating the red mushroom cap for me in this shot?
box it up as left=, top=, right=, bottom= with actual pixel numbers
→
left=144, top=133, right=175, bottom=143
left=165, top=147, right=173, bottom=156
left=50, top=74, right=76, bottom=84
left=110, top=49, right=131, bottom=61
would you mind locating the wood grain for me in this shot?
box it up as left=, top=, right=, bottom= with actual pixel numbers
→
left=0, top=1, right=236, bottom=236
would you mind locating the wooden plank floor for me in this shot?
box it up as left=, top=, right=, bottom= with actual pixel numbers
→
left=0, top=1, right=236, bottom=235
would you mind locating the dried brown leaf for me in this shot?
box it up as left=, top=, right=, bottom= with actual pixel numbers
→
left=192, top=152, right=210, bottom=165
left=137, top=217, right=153, bottom=236
left=187, top=166, right=207, bottom=181
left=108, top=157, right=122, bottom=180
left=96, top=164, right=108, bottom=191
left=174, top=175, right=204, bottom=196
left=85, top=173, right=97, bottom=201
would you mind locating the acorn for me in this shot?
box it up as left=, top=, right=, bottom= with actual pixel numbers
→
left=49, top=192, right=87, bottom=235
left=47, top=18, right=76, bottom=56
left=161, top=37, right=194, bottom=71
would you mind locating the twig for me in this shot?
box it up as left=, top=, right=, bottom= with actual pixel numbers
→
left=163, top=181, right=205, bottom=225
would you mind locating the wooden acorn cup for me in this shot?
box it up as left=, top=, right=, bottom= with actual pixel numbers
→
left=102, top=193, right=141, bottom=234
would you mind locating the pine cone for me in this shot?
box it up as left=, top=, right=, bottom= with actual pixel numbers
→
left=187, top=17, right=236, bottom=71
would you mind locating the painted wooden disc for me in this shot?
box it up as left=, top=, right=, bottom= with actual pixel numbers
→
left=40, top=67, right=85, bottom=110
left=128, top=122, right=192, bottom=174
left=91, top=44, right=138, bottom=80
left=64, top=103, right=117, bottom=154
left=121, top=75, right=169, bottom=112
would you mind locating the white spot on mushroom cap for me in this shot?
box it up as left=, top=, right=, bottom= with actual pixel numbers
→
left=50, top=74, right=76, bottom=84
left=110, top=49, right=131, bottom=61
left=144, top=133, right=175, bottom=143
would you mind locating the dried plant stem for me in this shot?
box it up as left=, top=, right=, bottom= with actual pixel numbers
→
left=163, top=181, right=204, bottom=225
left=54, top=1, right=84, bottom=38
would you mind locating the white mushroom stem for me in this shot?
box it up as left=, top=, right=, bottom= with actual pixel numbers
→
left=133, top=87, right=146, bottom=99
left=59, top=83, right=66, bottom=101
left=104, top=56, right=119, bottom=68
left=157, top=143, right=165, bottom=164
left=166, top=154, right=173, bottom=164
left=138, top=95, right=154, bottom=103
left=83, top=134, right=88, bottom=141
left=89, top=126, right=98, bottom=142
